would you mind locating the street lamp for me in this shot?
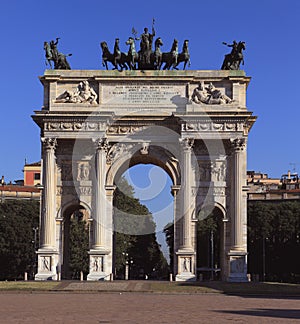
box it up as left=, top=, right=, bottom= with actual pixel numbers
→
left=32, top=227, right=39, bottom=277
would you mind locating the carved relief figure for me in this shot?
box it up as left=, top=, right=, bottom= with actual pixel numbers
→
left=77, top=162, right=90, bottom=181
left=191, top=82, right=209, bottom=104
left=192, top=82, right=233, bottom=105
left=92, top=256, right=103, bottom=272
left=56, top=80, right=97, bottom=104
left=140, top=143, right=149, bottom=155
left=182, top=257, right=191, bottom=272
left=211, top=161, right=227, bottom=182
left=42, top=256, right=50, bottom=271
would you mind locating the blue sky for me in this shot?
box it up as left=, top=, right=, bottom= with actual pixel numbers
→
left=1, top=3, right=300, bottom=192
left=1, top=0, right=300, bottom=182
left=1, top=0, right=299, bottom=259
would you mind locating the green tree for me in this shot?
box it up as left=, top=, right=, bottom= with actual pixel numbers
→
left=68, top=217, right=89, bottom=279
left=248, top=201, right=300, bottom=282
left=163, top=222, right=174, bottom=272
left=0, top=200, right=39, bottom=280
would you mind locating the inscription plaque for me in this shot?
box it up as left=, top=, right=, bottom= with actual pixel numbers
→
left=102, top=84, right=186, bottom=106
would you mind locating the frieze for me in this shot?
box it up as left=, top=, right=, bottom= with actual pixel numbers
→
left=78, top=186, right=92, bottom=196
left=44, top=121, right=107, bottom=132
left=182, top=121, right=244, bottom=132
left=106, top=125, right=146, bottom=135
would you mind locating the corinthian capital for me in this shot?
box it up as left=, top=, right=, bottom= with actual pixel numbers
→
left=230, top=137, right=246, bottom=152
left=93, top=137, right=110, bottom=153
left=180, top=137, right=194, bottom=151
left=42, top=138, right=57, bottom=151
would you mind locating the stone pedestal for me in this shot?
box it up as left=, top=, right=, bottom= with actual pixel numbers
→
left=87, top=250, right=110, bottom=281
left=175, top=250, right=196, bottom=281
left=227, top=251, right=248, bottom=282
left=35, top=250, right=59, bottom=281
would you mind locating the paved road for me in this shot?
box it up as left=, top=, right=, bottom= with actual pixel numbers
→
left=0, top=292, right=299, bottom=323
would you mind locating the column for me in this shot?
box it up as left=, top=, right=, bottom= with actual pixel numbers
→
left=228, top=137, right=248, bottom=282
left=88, top=138, right=110, bottom=281
left=41, top=138, right=57, bottom=249
left=35, top=138, right=58, bottom=280
left=93, top=137, right=109, bottom=249
left=175, top=138, right=196, bottom=281
left=181, top=138, right=194, bottom=249
left=230, top=138, right=246, bottom=250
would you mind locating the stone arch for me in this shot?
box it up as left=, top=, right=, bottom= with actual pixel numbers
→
left=196, top=202, right=227, bottom=220
left=106, top=144, right=181, bottom=187
left=58, top=199, right=92, bottom=219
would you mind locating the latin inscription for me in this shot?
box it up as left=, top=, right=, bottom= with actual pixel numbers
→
left=102, top=84, right=186, bottom=105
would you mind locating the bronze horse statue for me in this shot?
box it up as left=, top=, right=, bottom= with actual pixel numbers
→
left=153, top=37, right=163, bottom=70
left=100, top=40, right=128, bottom=70
left=221, top=41, right=245, bottom=70
left=125, top=37, right=139, bottom=70
left=161, top=39, right=179, bottom=70
left=173, top=39, right=190, bottom=70
left=99, top=37, right=190, bottom=71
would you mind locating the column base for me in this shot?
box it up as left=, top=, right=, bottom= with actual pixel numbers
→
left=87, top=249, right=111, bottom=281
left=35, top=249, right=59, bottom=281
left=227, top=250, right=248, bottom=282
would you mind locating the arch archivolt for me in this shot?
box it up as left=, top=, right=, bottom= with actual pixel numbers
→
left=57, top=199, right=92, bottom=219
left=105, top=141, right=181, bottom=186
left=196, top=201, right=227, bottom=220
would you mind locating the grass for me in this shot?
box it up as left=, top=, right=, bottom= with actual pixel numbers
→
left=0, top=280, right=299, bottom=296
left=0, top=281, right=60, bottom=291
left=163, top=281, right=300, bottom=296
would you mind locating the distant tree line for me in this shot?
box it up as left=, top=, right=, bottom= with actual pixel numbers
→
left=0, top=200, right=39, bottom=280
left=248, top=201, right=300, bottom=283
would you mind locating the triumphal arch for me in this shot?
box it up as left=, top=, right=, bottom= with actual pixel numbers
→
left=33, top=69, right=255, bottom=282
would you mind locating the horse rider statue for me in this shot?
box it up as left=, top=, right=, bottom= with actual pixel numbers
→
left=44, top=37, right=72, bottom=70
left=221, top=40, right=245, bottom=70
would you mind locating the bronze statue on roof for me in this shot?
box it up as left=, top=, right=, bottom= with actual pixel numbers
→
left=44, top=37, right=72, bottom=70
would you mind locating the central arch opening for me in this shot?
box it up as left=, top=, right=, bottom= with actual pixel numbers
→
left=113, top=164, right=174, bottom=280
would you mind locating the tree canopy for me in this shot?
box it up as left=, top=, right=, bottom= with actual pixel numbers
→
left=0, top=200, right=39, bottom=280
